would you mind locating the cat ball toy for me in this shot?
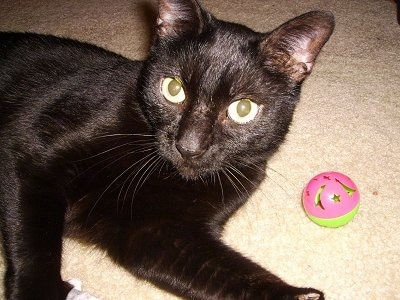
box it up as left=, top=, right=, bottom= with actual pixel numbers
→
left=302, top=171, right=360, bottom=227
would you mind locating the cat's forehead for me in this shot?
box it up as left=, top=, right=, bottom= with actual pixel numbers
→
left=197, top=24, right=261, bottom=65
left=175, top=27, right=266, bottom=98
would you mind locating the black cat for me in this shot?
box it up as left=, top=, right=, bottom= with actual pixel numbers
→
left=0, top=0, right=334, bottom=299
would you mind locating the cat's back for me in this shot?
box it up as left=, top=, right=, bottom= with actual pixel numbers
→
left=0, top=32, right=129, bottom=70
left=0, top=32, right=140, bottom=93
left=0, top=32, right=142, bottom=133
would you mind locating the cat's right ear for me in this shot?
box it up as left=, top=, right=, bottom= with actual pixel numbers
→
left=156, top=0, right=209, bottom=38
left=260, top=11, right=335, bottom=83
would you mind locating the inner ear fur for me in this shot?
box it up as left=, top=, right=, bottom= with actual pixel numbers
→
left=260, top=11, right=335, bottom=82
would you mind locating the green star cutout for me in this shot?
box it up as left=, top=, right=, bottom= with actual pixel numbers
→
left=331, top=194, right=341, bottom=202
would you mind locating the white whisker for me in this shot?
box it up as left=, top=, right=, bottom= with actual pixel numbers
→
left=221, top=169, right=245, bottom=199
left=132, top=154, right=163, bottom=197
left=119, top=149, right=160, bottom=207
left=94, top=133, right=155, bottom=139
left=227, top=163, right=257, bottom=189
left=87, top=159, right=140, bottom=220
left=232, top=160, right=291, bottom=200
left=91, top=146, right=154, bottom=177
left=216, top=172, right=225, bottom=205
left=74, top=141, right=154, bottom=162
left=130, top=156, right=165, bottom=219
left=225, top=166, right=250, bottom=197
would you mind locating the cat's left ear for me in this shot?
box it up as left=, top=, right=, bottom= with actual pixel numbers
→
left=260, top=11, right=335, bottom=82
left=156, top=0, right=209, bottom=38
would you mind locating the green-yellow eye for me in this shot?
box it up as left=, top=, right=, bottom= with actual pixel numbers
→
left=161, top=77, right=185, bottom=103
left=227, top=98, right=259, bottom=124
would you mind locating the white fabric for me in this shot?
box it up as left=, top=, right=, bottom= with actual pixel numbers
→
left=66, top=279, right=99, bottom=300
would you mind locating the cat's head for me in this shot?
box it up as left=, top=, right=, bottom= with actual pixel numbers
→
left=137, top=0, right=334, bottom=180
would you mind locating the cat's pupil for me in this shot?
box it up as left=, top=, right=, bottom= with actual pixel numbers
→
left=168, top=79, right=181, bottom=96
left=237, top=99, right=251, bottom=117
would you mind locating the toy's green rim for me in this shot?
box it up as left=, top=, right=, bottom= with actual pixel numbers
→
left=306, top=203, right=360, bottom=228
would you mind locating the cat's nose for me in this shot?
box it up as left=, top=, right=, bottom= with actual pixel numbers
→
left=176, top=142, right=206, bottom=159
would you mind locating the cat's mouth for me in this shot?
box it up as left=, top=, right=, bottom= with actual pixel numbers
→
left=169, top=150, right=216, bottom=181
left=157, top=134, right=218, bottom=180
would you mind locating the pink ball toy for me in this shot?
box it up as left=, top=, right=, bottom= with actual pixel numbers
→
left=302, top=171, right=360, bottom=227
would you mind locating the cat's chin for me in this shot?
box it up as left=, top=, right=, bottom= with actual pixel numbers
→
left=172, top=157, right=217, bottom=181
left=176, top=164, right=208, bottom=181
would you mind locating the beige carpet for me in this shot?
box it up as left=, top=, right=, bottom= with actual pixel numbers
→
left=1, top=0, right=399, bottom=299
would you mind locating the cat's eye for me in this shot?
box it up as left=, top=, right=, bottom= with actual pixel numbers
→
left=227, top=98, right=259, bottom=124
left=161, top=77, right=186, bottom=104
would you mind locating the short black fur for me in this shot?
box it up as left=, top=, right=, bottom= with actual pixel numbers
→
left=0, top=1, right=334, bottom=299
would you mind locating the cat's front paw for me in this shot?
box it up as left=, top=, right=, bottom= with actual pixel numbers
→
left=295, top=291, right=324, bottom=300
left=277, top=287, right=324, bottom=300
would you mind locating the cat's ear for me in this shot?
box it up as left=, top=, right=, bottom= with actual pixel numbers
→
left=260, top=11, right=334, bottom=82
left=156, top=0, right=209, bottom=38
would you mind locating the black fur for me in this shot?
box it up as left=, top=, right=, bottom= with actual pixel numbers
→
left=0, top=1, right=334, bottom=299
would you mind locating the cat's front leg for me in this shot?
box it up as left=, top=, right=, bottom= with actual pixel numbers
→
left=105, top=222, right=324, bottom=300
left=0, top=165, right=72, bottom=300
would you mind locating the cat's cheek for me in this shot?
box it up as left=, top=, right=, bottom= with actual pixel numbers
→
left=156, top=130, right=175, bottom=155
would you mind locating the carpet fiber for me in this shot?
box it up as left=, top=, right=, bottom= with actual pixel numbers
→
left=0, top=0, right=399, bottom=299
